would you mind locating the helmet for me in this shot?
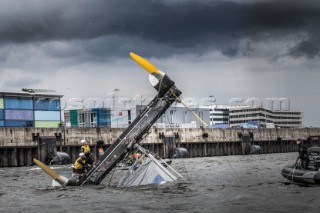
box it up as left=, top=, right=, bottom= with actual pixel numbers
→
left=79, top=153, right=85, bottom=157
left=81, top=139, right=86, bottom=144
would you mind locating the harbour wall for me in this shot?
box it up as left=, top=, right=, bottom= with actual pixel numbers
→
left=0, top=127, right=320, bottom=167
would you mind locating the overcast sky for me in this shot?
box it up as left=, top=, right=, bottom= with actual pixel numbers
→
left=0, top=0, right=319, bottom=126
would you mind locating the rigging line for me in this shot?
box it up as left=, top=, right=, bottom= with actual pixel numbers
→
left=158, top=156, right=183, bottom=179
left=107, top=164, right=117, bottom=186
left=222, top=156, right=243, bottom=182
left=180, top=156, right=190, bottom=181
left=282, top=167, right=295, bottom=185
left=170, top=89, right=208, bottom=127
left=282, top=161, right=297, bottom=185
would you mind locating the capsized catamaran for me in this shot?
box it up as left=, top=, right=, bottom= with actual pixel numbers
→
left=34, top=52, right=184, bottom=187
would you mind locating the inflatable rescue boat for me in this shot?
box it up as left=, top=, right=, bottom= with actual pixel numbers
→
left=281, top=147, right=320, bottom=184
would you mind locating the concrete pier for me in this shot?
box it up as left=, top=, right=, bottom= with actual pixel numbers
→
left=0, top=127, right=320, bottom=166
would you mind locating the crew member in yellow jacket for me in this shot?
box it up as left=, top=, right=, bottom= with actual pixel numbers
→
left=80, top=139, right=94, bottom=166
left=80, top=139, right=91, bottom=154
left=73, top=152, right=86, bottom=176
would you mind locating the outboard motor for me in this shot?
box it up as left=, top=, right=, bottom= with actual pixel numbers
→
left=308, top=147, right=320, bottom=170
left=314, top=157, right=320, bottom=169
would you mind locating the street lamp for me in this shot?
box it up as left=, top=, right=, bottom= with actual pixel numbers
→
left=139, top=94, right=144, bottom=111
left=114, top=88, right=120, bottom=128
left=209, top=95, right=215, bottom=126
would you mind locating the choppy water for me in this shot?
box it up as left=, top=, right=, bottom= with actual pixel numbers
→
left=1, top=153, right=319, bottom=213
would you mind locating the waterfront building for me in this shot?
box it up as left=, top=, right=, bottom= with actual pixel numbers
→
left=135, top=105, right=210, bottom=128
left=229, top=106, right=302, bottom=128
left=0, top=92, right=62, bottom=128
left=209, top=106, right=230, bottom=128
left=121, top=105, right=227, bottom=128
left=110, top=109, right=132, bottom=128
left=64, top=108, right=111, bottom=128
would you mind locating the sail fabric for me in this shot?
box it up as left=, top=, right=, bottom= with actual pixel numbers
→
left=118, top=158, right=177, bottom=187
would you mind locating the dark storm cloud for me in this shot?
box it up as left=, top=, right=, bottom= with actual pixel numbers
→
left=0, top=0, right=320, bottom=57
left=3, top=76, right=42, bottom=88
left=288, top=38, right=320, bottom=59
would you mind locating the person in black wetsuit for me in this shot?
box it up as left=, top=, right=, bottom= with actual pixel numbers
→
left=296, top=138, right=309, bottom=169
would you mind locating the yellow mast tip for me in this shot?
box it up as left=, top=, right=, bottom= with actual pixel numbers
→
left=129, top=52, right=161, bottom=75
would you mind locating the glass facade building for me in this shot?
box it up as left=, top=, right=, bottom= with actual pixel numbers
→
left=0, top=92, right=62, bottom=128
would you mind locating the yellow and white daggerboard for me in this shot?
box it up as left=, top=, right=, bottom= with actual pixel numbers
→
left=33, top=158, right=69, bottom=186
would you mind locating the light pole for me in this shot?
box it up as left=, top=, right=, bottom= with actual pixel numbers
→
left=209, top=95, right=215, bottom=126
left=140, top=94, right=143, bottom=106
left=114, top=88, right=120, bottom=128
left=139, top=94, right=143, bottom=112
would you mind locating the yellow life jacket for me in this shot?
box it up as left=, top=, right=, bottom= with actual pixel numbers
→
left=81, top=145, right=91, bottom=154
left=74, top=157, right=86, bottom=170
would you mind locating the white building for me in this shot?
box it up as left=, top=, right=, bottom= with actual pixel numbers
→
left=209, top=106, right=230, bottom=128
left=229, top=106, right=302, bottom=128
left=134, top=105, right=210, bottom=128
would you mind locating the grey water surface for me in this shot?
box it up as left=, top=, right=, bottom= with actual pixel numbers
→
left=0, top=153, right=319, bottom=213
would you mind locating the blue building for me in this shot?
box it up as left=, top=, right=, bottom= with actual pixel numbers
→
left=0, top=92, right=63, bottom=128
